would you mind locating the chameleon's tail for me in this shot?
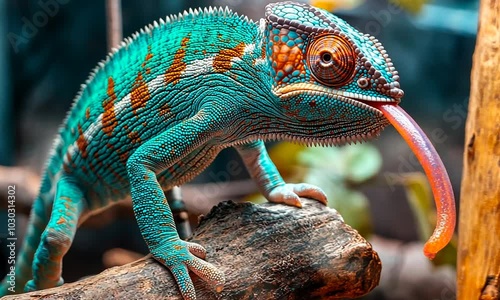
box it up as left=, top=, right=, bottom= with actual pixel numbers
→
left=0, top=171, right=54, bottom=296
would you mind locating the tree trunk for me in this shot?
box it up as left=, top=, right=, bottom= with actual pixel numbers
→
left=5, top=199, right=381, bottom=299
left=457, top=0, right=500, bottom=298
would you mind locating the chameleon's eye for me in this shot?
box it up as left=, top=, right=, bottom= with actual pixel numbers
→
left=307, top=35, right=357, bottom=87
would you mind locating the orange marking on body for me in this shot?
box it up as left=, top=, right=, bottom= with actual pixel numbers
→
left=60, top=196, right=72, bottom=202
left=93, top=151, right=100, bottom=162
left=103, top=77, right=118, bottom=136
left=146, top=68, right=151, bottom=74
left=270, top=29, right=306, bottom=84
left=159, top=102, right=171, bottom=118
left=145, top=46, right=153, bottom=60
left=213, top=42, right=246, bottom=73
left=272, top=43, right=305, bottom=78
left=85, top=107, right=90, bottom=119
left=165, top=37, right=190, bottom=85
left=90, top=153, right=104, bottom=179
left=77, top=124, right=88, bottom=159
left=168, top=166, right=175, bottom=174
left=119, top=151, right=129, bottom=164
left=111, top=169, right=126, bottom=184
left=89, top=161, right=97, bottom=173
left=131, top=71, right=150, bottom=115
left=57, top=216, right=65, bottom=225
left=128, top=131, right=141, bottom=144
left=141, top=45, right=154, bottom=68
left=286, top=109, right=300, bottom=118
left=106, top=143, right=114, bottom=150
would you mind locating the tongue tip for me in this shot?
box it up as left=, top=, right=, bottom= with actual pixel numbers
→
left=423, top=246, right=437, bottom=260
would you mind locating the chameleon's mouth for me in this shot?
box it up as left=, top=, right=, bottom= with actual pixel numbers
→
left=272, top=82, right=398, bottom=145
left=273, top=82, right=400, bottom=114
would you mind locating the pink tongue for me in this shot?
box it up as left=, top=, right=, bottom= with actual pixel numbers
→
left=373, top=103, right=456, bottom=259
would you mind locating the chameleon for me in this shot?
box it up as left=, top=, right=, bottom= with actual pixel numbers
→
left=0, top=2, right=456, bottom=299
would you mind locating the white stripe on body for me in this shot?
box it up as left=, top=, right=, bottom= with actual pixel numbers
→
left=64, top=48, right=261, bottom=162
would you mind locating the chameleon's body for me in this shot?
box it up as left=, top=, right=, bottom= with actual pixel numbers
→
left=1, top=2, right=455, bottom=299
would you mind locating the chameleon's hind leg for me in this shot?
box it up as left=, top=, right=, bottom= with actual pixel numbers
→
left=24, top=176, right=85, bottom=292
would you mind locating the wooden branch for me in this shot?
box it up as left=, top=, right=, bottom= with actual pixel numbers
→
left=6, top=199, right=381, bottom=299
left=457, top=0, right=500, bottom=298
left=106, top=0, right=122, bottom=51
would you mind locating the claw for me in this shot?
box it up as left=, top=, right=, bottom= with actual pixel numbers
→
left=170, top=264, right=196, bottom=300
left=185, top=258, right=225, bottom=289
left=152, top=240, right=224, bottom=300
left=292, top=183, right=328, bottom=205
left=24, top=277, right=64, bottom=292
left=186, top=241, right=207, bottom=259
left=267, top=183, right=328, bottom=207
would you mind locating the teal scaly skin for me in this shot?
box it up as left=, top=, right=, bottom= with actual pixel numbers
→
left=1, top=2, right=456, bottom=299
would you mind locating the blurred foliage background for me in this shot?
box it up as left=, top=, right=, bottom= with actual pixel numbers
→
left=0, top=0, right=475, bottom=299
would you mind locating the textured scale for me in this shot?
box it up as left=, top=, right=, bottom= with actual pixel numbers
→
left=0, top=2, right=454, bottom=299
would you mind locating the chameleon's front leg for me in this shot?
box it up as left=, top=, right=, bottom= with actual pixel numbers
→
left=235, top=140, right=327, bottom=207
left=126, top=113, right=224, bottom=300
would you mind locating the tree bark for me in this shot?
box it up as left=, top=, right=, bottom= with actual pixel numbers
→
left=105, top=0, right=122, bottom=51
left=457, top=0, right=500, bottom=298
left=5, top=199, right=381, bottom=299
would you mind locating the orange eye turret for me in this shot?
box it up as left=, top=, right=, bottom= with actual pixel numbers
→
left=307, top=35, right=357, bottom=87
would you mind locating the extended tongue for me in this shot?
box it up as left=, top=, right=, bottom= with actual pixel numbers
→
left=373, top=103, right=456, bottom=259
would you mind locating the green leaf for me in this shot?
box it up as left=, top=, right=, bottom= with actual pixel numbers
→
left=398, top=172, right=433, bottom=241
left=296, top=143, right=382, bottom=184
left=343, top=144, right=382, bottom=183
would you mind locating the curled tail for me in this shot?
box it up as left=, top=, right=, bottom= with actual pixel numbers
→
left=0, top=168, right=56, bottom=295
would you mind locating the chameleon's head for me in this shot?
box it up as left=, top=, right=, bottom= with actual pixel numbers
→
left=264, top=2, right=404, bottom=143
left=264, top=3, right=456, bottom=261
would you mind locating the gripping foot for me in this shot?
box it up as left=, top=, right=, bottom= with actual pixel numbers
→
left=267, top=183, right=328, bottom=208
left=152, top=240, right=225, bottom=300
